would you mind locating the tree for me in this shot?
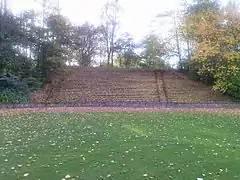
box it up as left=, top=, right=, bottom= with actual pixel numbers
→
left=101, top=0, right=120, bottom=67
left=0, top=2, right=71, bottom=82
left=181, top=0, right=240, bottom=98
left=157, top=10, right=183, bottom=69
left=0, top=10, right=33, bottom=77
left=114, top=33, right=138, bottom=67
left=186, top=0, right=220, bottom=15
left=72, top=23, right=102, bottom=67
left=140, top=34, right=168, bottom=69
left=180, top=0, right=221, bottom=68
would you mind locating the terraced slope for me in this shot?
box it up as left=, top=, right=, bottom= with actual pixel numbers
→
left=31, top=67, right=230, bottom=103
left=163, top=71, right=229, bottom=102
left=31, top=68, right=165, bottom=103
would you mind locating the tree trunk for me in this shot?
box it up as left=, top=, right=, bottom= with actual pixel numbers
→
left=107, top=50, right=110, bottom=67
left=173, top=13, right=182, bottom=69
left=110, top=24, right=116, bottom=68
left=0, top=0, right=4, bottom=55
left=119, top=56, right=122, bottom=67
left=106, top=36, right=110, bottom=67
left=111, top=47, right=114, bottom=67
left=187, top=39, right=191, bottom=61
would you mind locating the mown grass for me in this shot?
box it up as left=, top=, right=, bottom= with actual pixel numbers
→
left=0, top=112, right=240, bottom=180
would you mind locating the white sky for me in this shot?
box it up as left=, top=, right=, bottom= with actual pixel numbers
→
left=7, top=0, right=233, bottom=66
left=8, top=0, right=231, bottom=41
left=4, top=0, right=182, bottom=40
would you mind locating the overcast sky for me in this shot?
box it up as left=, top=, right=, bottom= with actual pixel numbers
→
left=5, top=1, right=181, bottom=39
left=7, top=0, right=233, bottom=66
left=8, top=0, right=232, bottom=41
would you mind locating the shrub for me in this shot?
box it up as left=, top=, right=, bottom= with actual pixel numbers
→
left=227, top=72, right=240, bottom=100
left=0, top=75, right=29, bottom=94
left=0, top=88, right=28, bottom=103
left=24, top=77, right=43, bottom=91
left=0, top=75, right=30, bottom=103
left=187, top=70, right=201, bottom=81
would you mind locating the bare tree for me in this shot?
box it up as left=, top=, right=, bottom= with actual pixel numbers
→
left=101, top=0, right=120, bottom=67
left=157, top=10, right=183, bottom=69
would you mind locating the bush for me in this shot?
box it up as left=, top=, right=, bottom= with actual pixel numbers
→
left=0, top=75, right=30, bottom=103
left=0, top=75, right=29, bottom=94
left=0, top=88, right=28, bottom=103
left=25, top=77, right=43, bottom=91
left=187, top=70, right=201, bottom=81
left=227, top=72, right=240, bottom=100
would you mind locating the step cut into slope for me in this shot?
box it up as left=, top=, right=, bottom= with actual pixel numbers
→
left=162, top=71, right=229, bottom=102
left=31, top=67, right=230, bottom=103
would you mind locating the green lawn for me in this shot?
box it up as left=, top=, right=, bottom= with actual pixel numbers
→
left=1, top=112, right=240, bottom=180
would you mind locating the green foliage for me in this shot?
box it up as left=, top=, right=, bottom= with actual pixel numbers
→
left=35, top=41, right=64, bottom=81
left=140, top=34, right=169, bottom=69
left=24, top=77, right=43, bottom=91
left=181, top=0, right=240, bottom=99
left=0, top=11, right=32, bottom=76
left=0, top=75, right=29, bottom=93
left=187, top=70, right=201, bottom=81
left=186, top=0, right=220, bottom=15
left=137, top=58, right=171, bottom=69
left=227, top=71, right=240, bottom=100
left=0, top=88, right=28, bottom=103
left=115, top=33, right=139, bottom=68
left=137, top=60, right=149, bottom=68
left=72, top=23, right=102, bottom=67
left=0, top=75, right=31, bottom=103
left=0, top=8, right=75, bottom=96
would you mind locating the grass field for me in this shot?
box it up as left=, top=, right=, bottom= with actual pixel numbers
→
left=1, top=112, right=240, bottom=180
